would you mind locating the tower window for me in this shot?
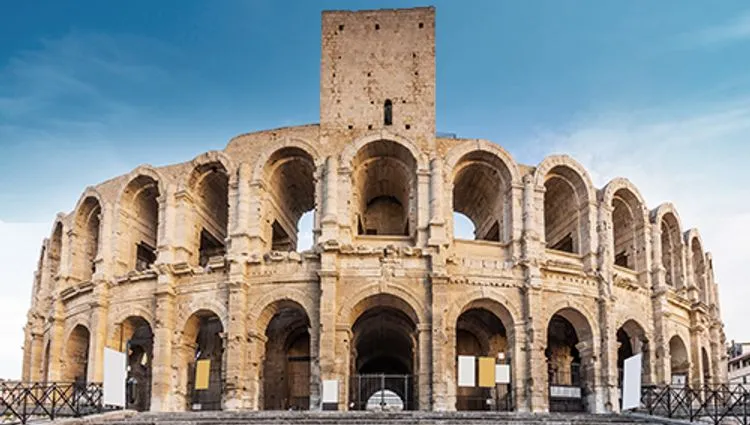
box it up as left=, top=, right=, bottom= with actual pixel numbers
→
left=384, top=99, right=393, bottom=126
left=419, top=22, right=424, bottom=29
left=339, top=24, right=344, bottom=31
left=375, top=24, right=380, bottom=30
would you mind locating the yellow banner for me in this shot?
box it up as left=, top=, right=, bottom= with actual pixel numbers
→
left=478, top=357, right=495, bottom=388
left=195, top=359, right=211, bottom=390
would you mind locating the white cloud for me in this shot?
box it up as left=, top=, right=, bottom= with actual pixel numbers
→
left=682, top=10, right=750, bottom=47
left=529, top=96, right=750, bottom=342
left=0, top=220, right=50, bottom=380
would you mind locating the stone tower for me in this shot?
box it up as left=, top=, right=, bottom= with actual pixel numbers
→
left=320, top=7, right=436, bottom=149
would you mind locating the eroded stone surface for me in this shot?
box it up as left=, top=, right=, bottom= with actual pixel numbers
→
left=22, top=6, right=726, bottom=415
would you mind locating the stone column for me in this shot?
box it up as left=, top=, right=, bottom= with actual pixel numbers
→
left=317, top=269, right=339, bottom=409
left=577, top=340, right=603, bottom=413
left=224, top=281, right=249, bottom=410
left=245, top=331, right=267, bottom=410
left=427, top=158, right=446, bottom=247
left=47, top=299, right=66, bottom=382
left=87, top=295, right=109, bottom=382
left=150, top=285, right=176, bottom=411
left=649, top=223, right=670, bottom=384
left=333, top=325, right=351, bottom=411
left=597, top=298, right=619, bottom=412
left=28, top=326, right=44, bottom=382
left=520, top=174, right=546, bottom=412
left=246, top=182, right=267, bottom=254
left=511, top=322, right=529, bottom=412
left=172, top=190, right=195, bottom=265
left=430, top=275, right=451, bottom=411
left=320, top=157, right=339, bottom=242
left=417, top=323, right=432, bottom=410
left=416, top=168, right=431, bottom=246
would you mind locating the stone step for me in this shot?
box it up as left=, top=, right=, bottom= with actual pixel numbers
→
left=78, top=411, right=671, bottom=425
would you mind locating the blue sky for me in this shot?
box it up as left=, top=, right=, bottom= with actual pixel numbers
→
left=1, top=1, right=750, bottom=378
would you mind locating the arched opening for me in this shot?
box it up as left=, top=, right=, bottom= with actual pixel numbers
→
left=691, top=239, right=707, bottom=304
left=384, top=99, right=393, bottom=126
left=349, top=294, right=418, bottom=410
left=452, top=213, right=476, bottom=240
left=701, top=347, right=711, bottom=385
left=546, top=308, right=595, bottom=412
left=451, top=151, right=512, bottom=242
left=353, top=140, right=416, bottom=237
left=263, top=147, right=316, bottom=252
left=189, top=163, right=229, bottom=267
left=669, top=335, right=689, bottom=386
left=544, top=166, right=586, bottom=254
left=660, top=214, right=683, bottom=289
left=616, top=320, right=650, bottom=402
left=455, top=305, right=510, bottom=411
left=182, top=310, right=224, bottom=411
left=49, top=223, right=63, bottom=281
left=63, top=324, right=90, bottom=384
left=120, top=176, right=160, bottom=274
left=611, top=189, right=645, bottom=271
left=109, top=316, right=153, bottom=411
left=261, top=301, right=311, bottom=410
left=74, top=197, right=101, bottom=282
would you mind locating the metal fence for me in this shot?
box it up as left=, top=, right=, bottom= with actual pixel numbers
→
left=350, top=374, right=415, bottom=411
left=641, top=384, right=750, bottom=424
left=0, top=381, right=106, bottom=424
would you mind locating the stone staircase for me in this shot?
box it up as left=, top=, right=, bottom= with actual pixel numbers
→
left=69, top=410, right=685, bottom=425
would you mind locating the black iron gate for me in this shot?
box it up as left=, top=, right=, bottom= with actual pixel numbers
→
left=350, top=374, right=415, bottom=411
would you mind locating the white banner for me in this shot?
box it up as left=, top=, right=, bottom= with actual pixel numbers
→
left=495, top=364, right=511, bottom=384
left=622, top=353, right=643, bottom=410
left=322, top=379, right=339, bottom=403
left=458, top=355, right=476, bottom=387
left=103, top=348, right=127, bottom=407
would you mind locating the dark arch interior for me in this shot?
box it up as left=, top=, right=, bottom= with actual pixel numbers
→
left=455, top=308, right=508, bottom=411
left=544, top=175, right=578, bottom=254
left=122, top=317, right=154, bottom=412
left=184, top=312, right=224, bottom=411
left=263, top=305, right=311, bottom=410
left=64, top=325, right=90, bottom=383
left=351, top=305, right=416, bottom=410
left=669, top=336, right=689, bottom=384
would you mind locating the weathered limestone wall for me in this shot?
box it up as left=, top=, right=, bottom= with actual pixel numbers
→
left=21, top=5, right=727, bottom=417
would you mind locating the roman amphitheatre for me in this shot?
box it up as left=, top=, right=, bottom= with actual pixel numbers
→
left=21, top=6, right=726, bottom=415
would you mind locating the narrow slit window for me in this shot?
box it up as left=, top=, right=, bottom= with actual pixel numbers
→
left=384, top=99, right=393, bottom=126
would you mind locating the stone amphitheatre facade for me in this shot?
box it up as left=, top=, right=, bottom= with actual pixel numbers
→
left=22, top=6, right=726, bottom=415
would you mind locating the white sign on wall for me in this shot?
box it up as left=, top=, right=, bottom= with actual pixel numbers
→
left=495, top=364, right=511, bottom=384
left=103, top=348, right=127, bottom=407
left=322, top=379, right=339, bottom=403
left=458, top=355, right=476, bottom=387
left=622, top=353, right=643, bottom=411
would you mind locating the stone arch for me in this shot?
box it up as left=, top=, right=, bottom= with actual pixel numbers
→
left=107, top=314, right=154, bottom=411
left=108, top=305, right=155, bottom=342
left=651, top=203, right=684, bottom=289
left=616, top=319, right=652, bottom=387
left=602, top=178, right=649, bottom=273
left=178, top=299, right=228, bottom=334
left=47, top=219, right=64, bottom=283
left=254, top=296, right=313, bottom=410
left=340, top=131, right=429, bottom=172
left=447, top=295, right=518, bottom=411
left=668, top=334, right=689, bottom=385
left=72, top=189, right=105, bottom=282
left=116, top=168, right=164, bottom=274
left=535, top=155, right=596, bottom=255
left=685, top=229, right=708, bottom=304
left=444, top=141, right=521, bottom=242
left=62, top=323, right=91, bottom=383
left=184, top=152, right=232, bottom=267
left=254, top=142, right=319, bottom=252
left=338, top=284, right=425, bottom=326
left=249, top=288, right=316, bottom=335
left=178, top=308, right=225, bottom=411
left=251, top=137, right=322, bottom=183
left=545, top=305, right=598, bottom=413
left=701, top=346, right=711, bottom=384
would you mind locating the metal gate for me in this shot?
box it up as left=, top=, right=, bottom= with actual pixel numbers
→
left=350, top=374, right=415, bottom=411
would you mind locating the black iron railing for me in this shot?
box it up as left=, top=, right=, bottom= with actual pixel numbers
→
left=0, top=381, right=107, bottom=424
left=350, top=374, right=415, bottom=411
left=640, top=384, right=750, bottom=424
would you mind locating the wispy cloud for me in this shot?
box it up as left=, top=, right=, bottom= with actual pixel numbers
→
left=529, top=96, right=750, bottom=341
left=681, top=10, right=750, bottom=47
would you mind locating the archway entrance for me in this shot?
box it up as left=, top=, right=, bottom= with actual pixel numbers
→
left=349, top=295, right=417, bottom=410
left=182, top=311, right=224, bottom=411
left=455, top=303, right=512, bottom=411
left=701, top=347, right=711, bottom=385
left=63, top=325, right=90, bottom=384
left=616, top=320, right=649, bottom=407
left=546, top=309, right=595, bottom=412
left=110, top=316, right=153, bottom=412
left=261, top=301, right=311, bottom=410
left=669, top=336, right=689, bottom=386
